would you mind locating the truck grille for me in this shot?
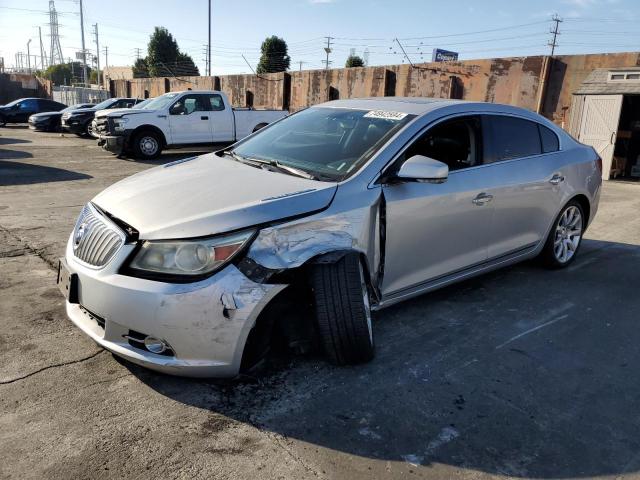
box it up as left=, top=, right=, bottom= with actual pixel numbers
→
left=94, top=117, right=110, bottom=136
left=72, top=204, right=125, bottom=267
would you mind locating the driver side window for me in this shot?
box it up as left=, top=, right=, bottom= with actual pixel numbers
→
left=170, top=95, right=202, bottom=115
left=403, top=116, right=482, bottom=171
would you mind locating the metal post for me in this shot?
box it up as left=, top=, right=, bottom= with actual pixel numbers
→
left=27, top=40, right=32, bottom=73
left=93, top=23, right=100, bottom=88
left=208, top=0, right=212, bottom=76
left=103, top=46, right=109, bottom=91
left=39, top=27, right=46, bottom=70
left=79, top=0, right=88, bottom=85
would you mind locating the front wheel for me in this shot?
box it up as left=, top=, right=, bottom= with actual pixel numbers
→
left=311, top=253, right=375, bottom=365
left=540, top=200, right=585, bottom=268
left=132, top=131, right=162, bottom=160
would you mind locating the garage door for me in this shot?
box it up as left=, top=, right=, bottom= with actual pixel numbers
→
left=578, top=94, right=623, bottom=180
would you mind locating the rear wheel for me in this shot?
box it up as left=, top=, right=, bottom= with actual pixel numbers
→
left=311, top=253, right=375, bottom=365
left=540, top=200, right=585, bottom=268
left=132, top=131, right=162, bottom=160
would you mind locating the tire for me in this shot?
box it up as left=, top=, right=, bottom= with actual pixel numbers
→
left=311, top=253, right=375, bottom=365
left=85, top=121, right=94, bottom=138
left=539, top=200, right=585, bottom=269
left=0, top=115, right=6, bottom=127
left=132, top=130, right=162, bottom=160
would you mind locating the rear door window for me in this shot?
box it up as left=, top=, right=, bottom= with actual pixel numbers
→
left=484, top=115, right=542, bottom=163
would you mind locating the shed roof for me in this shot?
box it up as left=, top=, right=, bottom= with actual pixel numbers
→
left=575, top=67, right=640, bottom=95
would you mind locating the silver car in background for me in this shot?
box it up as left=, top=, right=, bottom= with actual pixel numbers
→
left=57, top=98, right=601, bottom=377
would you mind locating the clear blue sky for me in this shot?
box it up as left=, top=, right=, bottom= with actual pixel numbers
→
left=1, top=0, right=639, bottom=75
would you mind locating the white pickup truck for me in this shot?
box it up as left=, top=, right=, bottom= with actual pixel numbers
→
left=95, top=90, right=287, bottom=159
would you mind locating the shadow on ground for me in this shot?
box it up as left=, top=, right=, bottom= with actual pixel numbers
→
left=125, top=239, right=640, bottom=478
left=0, top=137, right=31, bottom=146
left=0, top=160, right=92, bottom=185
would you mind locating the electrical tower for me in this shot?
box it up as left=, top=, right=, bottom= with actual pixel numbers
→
left=323, top=36, right=333, bottom=70
left=548, top=14, right=563, bottom=57
left=134, top=47, right=143, bottom=59
left=48, top=0, right=64, bottom=66
left=363, top=48, right=370, bottom=67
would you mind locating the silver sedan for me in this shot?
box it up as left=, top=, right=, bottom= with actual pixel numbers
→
left=58, top=98, right=601, bottom=377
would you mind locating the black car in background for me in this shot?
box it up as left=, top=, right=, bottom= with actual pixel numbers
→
left=0, top=98, right=67, bottom=126
left=28, top=103, right=95, bottom=132
left=61, top=97, right=142, bottom=137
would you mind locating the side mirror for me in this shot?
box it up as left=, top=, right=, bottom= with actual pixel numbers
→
left=396, top=155, right=449, bottom=183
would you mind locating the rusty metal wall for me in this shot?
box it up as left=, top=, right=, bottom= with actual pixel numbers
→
left=107, top=52, right=640, bottom=128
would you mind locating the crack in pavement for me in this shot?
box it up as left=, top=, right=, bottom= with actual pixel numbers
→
left=0, top=224, right=57, bottom=270
left=0, top=349, right=105, bottom=385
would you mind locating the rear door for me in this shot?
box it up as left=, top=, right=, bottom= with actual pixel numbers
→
left=168, top=94, right=213, bottom=144
left=481, top=114, right=563, bottom=259
left=204, top=93, right=234, bottom=142
left=14, top=99, right=38, bottom=122
left=381, top=115, right=494, bottom=296
left=576, top=94, right=622, bottom=180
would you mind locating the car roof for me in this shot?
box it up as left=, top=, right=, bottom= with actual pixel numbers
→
left=316, top=97, right=549, bottom=123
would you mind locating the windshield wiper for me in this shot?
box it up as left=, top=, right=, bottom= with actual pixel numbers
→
left=225, top=152, right=317, bottom=180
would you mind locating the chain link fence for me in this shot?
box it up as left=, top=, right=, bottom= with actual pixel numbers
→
left=52, top=86, right=109, bottom=105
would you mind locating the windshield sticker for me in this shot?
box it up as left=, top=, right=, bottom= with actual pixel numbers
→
left=364, top=110, right=408, bottom=121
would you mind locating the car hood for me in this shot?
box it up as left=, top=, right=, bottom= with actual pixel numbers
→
left=96, top=107, right=137, bottom=118
left=92, top=153, right=337, bottom=240
left=67, top=107, right=97, bottom=114
left=105, top=109, right=157, bottom=118
left=31, top=111, right=62, bottom=119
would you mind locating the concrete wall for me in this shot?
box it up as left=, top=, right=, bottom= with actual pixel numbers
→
left=0, top=74, right=51, bottom=104
left=108, top=51, right=640, bottom=128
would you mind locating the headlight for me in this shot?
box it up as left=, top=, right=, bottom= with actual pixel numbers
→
left=113, top=117, right=129, bottom=131
left=127, top=230, right=255, bottom=279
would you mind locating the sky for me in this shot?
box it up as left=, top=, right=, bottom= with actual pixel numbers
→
left=1, top=0, right=639, bottom=76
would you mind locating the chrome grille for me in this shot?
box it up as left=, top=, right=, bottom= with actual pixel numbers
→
left=72, top=204, right=125, bottom=267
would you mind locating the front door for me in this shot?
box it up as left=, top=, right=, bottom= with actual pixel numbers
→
left=577, top=94, right=622, bottom=180
left=381, top=116, right=494, bottom=297
left=168, top=94, right=213, bottom=144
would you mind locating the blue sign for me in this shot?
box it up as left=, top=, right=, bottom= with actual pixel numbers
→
left=432, top=48, right=459, bottom=62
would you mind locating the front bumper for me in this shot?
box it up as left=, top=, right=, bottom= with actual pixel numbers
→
left=100, top=134, right=126, bottom=153
left=61, top=117, right=88, bottom=134
left=63, top=233, right=286, bottom=377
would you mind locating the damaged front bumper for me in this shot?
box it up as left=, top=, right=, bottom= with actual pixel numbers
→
left=63, top=235, right=286, bottom=377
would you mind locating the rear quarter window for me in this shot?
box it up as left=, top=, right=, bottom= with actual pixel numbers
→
left=484, top=115, right=542, bottom=163
left=539, top=124, right=560, bottom=153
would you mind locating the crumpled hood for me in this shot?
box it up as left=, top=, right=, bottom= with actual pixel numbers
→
left=92, top=153, right=338, bottom=240
left=97, top=108, right=149, bottom=118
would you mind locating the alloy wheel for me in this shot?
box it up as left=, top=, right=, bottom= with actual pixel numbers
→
left=553, top=205, right=582, bottom=263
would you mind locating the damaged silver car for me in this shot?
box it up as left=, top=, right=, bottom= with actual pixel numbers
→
left=57, top=98, right=601, bottom=377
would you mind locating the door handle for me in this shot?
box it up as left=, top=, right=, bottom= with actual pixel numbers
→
left=472, top=193, right=493, bottom=205
left=549, top=174, right=565, bottom=185
left=201, top=116, right=209, bottom=120
left=157, top=114, right=166, bottom=119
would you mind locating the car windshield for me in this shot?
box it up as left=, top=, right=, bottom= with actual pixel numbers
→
left=132, top=98, right=153, bottom=109
left=62, top=104, right=91, bottom=113
left=230, top=107, right=415, bottom=181
left=93, top=99, right=116, bottom=110
left=137, top=93, right=179, bottom=110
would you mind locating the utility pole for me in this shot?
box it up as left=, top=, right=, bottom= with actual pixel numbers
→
left=39, top=27, right=46, bottom=70
left=207, top=0, right=212, bottom=76
left=79, top=0, right=88, bottom=85
left=394, top=38, right=415, bottom=67
left=298, top=60, right=307, bottom=71
left=549, top=14, right=562, bottom=57
left=93, top=23, right=100, bottom=87
left=27, top=40, right=32, bottom=73
left=323, top=36, right=333, bottom=70
left=134, top=47, right=142, bottom=59
left=102, top=46, right=109, bottom=90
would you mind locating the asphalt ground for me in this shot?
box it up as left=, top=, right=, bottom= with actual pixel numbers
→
left=1, top=125, right=640, bottom=479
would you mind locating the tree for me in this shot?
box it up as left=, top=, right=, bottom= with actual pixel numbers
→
left=345, top=55, right=365, bottom=68
left=256, top=36, right=290, bottom=74
left=132, top=58, right=149, bottom=78
left=137, top=26, right=199, bottom=77
left=42, top=62, right=93, bottom=85
left=89, top=69, right=101, bottom=85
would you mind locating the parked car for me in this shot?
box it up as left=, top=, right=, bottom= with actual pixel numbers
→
left=95, top=90, right=287, bottom=159
left=0, top=98, right=67, bottom=126
left=28, top=103, right=95, bottom=132
left=61, top=97, right=143, bottom=137
left=89, top=98, right=154, bottom=138
left=57, top=98, right=601, bottom=378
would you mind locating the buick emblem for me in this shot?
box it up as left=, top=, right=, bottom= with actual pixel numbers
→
left=74, top=223, right=87, bottom=248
